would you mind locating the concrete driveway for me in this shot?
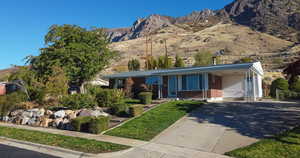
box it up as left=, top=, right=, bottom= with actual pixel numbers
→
left=152, top=100, right=300, bottom=154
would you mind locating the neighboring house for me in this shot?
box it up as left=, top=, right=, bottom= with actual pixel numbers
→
left=105, top=62, right=264, bottom=101
left=0, top=82, right=6, bottom=95
left=0, top=82, right=23, bottom=96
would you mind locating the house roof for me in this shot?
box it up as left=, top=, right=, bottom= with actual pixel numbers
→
left=104, top=62, right=264, bottom=79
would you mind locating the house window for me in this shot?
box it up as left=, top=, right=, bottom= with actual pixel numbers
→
left=181, top=74, right=204, bottom=91
left=116, top=79, right=125, bottom=89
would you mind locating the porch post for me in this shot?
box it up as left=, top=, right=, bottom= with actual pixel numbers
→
left=252, top=70, right=256, bottom=101
left=204, top=73, right=208, bottom=100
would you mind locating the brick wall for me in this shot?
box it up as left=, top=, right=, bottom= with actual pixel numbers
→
left=178, top=91, right=204, bottom=98
left=0, top=84, right=6, bottom=96
left=208, top=74, right=223, bottom=98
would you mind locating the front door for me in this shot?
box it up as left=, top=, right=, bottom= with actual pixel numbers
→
left=168, top=76, right=177, bottom=97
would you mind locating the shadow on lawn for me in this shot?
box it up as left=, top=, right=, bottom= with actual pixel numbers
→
left=176, top=101, right=204, bottom=113
left=188, top=101, right=300, bottom=139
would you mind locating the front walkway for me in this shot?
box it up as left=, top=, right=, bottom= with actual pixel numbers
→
left=152, top=100, right=300, bottom=154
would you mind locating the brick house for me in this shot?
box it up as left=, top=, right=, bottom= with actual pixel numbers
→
left=0, top=83, right=6, bottom=96
left=105, top=62, right=264, bottom=101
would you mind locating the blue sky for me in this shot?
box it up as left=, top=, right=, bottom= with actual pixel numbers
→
left=0, top=0, right=233, bottom=69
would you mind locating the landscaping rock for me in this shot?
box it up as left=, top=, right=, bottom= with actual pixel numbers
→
left=54, top=110, right=65, bottom=118
left=27, top=118, right=37, bottom=126
left=2, top=116, right=9, bottom=122
left=46, top=110, right=53, bottom=116
left=54, top=118, right=63, bottom=127
left=64, top=110, right=74, bottom=116
left=67, top=113, right=77, bottom=120
left=40, top=117, right=52, bottom=127
left=21, top=111, right=33, bottom=118
left=21, top=117, right=30, bottom=125
left=10, top=109, right=24, bottom=117
left=37, top=108, right=45, bottom=117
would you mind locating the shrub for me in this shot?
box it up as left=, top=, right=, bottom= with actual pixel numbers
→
left=71, top=116, right=92, bottom=132
left=278, top=90, right=300, bottom=100
left=270, top=78, right=289, bottom=98
left=95, top=89, right=124, bottom=107
left=92, top=89, right=128, bottom=115
left=60, top=94, right=96, bottom=110
left=138, top=92, right=153, bottom=105
left=85, top=84, right=102, bottom=96
left=71, top=116, right=109, bottom=134
left=129, top=105, right=144, bottom=117
left=289, top=77, right=300, bottom=92
left=111, top=103, right=129, bottom=116
left=89, top=117, right=110, bottom=134
left=0, top=91, right=27, bottom=117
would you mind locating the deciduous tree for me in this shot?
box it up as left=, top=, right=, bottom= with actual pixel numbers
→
left=28, top=25, right=116, bottom=91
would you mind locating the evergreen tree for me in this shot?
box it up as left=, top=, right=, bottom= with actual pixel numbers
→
left=128, top=59, right=140, bottom=71
left=174, top=54, right=185, bottom=68
left=145, top=56, right=157, bottom=70
left=194, top=51, right=213, bottom=66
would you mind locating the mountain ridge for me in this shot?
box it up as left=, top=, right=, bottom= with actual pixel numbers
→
left=107, top=0, right=300, bottom=43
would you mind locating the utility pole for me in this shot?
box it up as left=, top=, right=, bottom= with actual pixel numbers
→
left=145, top=35, right=149, bottom=70
left=150, top=35, right=153, bottom=57
left=164, top=39, right=168, bottom=57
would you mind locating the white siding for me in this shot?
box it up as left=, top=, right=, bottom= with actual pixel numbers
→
left=257, top=74, right=263, bottom=98
left=222, top=75, right=245, bottom=98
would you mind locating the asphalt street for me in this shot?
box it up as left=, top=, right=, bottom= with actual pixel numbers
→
left=0, top=144, right=59, bottom=158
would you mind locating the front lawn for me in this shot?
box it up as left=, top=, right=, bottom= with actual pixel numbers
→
left=105, top=100, right=202, bottom=141
left=226, top=127, right=300, bottom=158
left=0, top=126, right=130, bottom=154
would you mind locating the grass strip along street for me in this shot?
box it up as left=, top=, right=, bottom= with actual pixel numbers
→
left=0, top=126, right=130, bottom=154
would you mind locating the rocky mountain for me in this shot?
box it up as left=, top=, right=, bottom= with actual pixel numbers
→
left=104, top=22, right=299, bottom=75
left=107, top=15, right=175, bottom=42
left=107, top=9, right=222, bottom=42
left=222, top=0, right=300, bottom=42
left=107, top=0, right=300, bottom=43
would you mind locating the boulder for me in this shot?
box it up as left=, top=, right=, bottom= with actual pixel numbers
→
left=10, top=109, right=24, bottom=117
left=46, top=110, right=53, bottom=116
left=21, top=117, right=30, bottom=125
left=27, top=118, right=37, bottom=126
left=68, top=113, right=77, bottom=120
left=36, top=108, right=45, bottom=117
left=54, top=110, right=65, bottom=118
left=2, top=116, right=9, bottom=122
left=21, top=111, right=33, bottom=118
left=54, top=118, right=63, bottom=127
left=40, top=117, right=52, bottom=127
left=64, top=110, right=74, bottom=116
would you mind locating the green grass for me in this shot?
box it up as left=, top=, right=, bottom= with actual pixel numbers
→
left=226, top=127, right=300, bottom=158
left=0, top=126, right=130, bottom=154
left=105, top=100, right=202, bottom=141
